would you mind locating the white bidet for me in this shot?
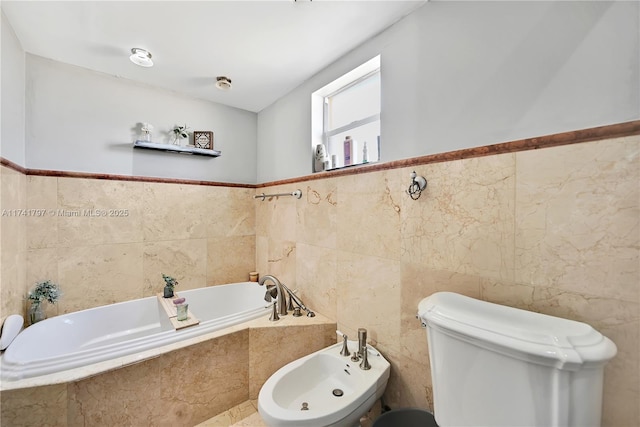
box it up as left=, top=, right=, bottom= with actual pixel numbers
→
left=258, top=341, right=390, bottom=427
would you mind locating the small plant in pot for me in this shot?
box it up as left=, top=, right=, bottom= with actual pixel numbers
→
left=27, top=280, right=61, bottom=325
left=162, top=274, right=179, bottom=298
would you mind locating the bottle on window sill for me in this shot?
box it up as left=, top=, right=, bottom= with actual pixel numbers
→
left=344, top=136, right=353, bottom=166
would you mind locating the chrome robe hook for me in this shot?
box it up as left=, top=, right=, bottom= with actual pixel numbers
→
left=407, top=171, right=427, bottom=200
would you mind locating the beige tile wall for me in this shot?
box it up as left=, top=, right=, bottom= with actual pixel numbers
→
left=1, top=133, right=637, bottom=426
left=256, top=135, right=640, bottom=427
left=0, top=166, right=27, bottom=320
left=9, top=177, right=256, bottom=316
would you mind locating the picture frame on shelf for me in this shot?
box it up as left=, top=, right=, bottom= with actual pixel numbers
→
left=193, top=131, right=214, bottom=150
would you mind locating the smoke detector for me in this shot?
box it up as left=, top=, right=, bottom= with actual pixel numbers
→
left=215, top=76, right=232, bottom=91
left=130, top=48, right=153, bottom=67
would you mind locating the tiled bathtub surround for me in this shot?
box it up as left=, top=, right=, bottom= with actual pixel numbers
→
left=0, top=174, right=256, bottom=318
left=0, top=314, right=336, bottom=426
left=256, top=135, right=639, bottom=427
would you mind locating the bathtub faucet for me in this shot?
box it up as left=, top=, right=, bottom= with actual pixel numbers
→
left=258, top=275, right=288, bottom=317
left=280, top=283, right=315, bottom=318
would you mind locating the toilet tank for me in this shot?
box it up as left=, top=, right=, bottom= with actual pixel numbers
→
left=418, top=292, right=617, bottom=427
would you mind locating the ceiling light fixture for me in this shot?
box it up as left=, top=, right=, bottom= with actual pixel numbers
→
left=130, top=48, right=153, bottom=67
left=215, top=76, right=232, bottom=91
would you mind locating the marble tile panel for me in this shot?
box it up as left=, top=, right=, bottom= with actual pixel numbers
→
left=0, top=242, right=27, bottom=319
left=296, top=179, right=338, bottom=249
left=159, top=330, right=249, bottom=426
left=0, top=384, right=67, bottom=427
left=142, top=182, right=211, bottom=241
left=261, top=238, right=297, bottom=287
left=0, top=164, right=25, bottom=206
left=57, top=177, right=144, bottom=246
left=143, top=238, right=207, bottom=296
left=57, top=243, right=144, bottom=313
left=26, top=175, right=57, bottom=249
left=1, top=166, right=27, bottom=319
left=204, top=187, right=255, bottom=238
left=400, top=154, right=516, bottom=282
left=196, top=400, right=257, bottom=426
left=255, top=185, right=298, bottom=242
left=255, top=235, right=269, bottom=278
left=226, top=400, right=258, bottom=424
left=514, top=136, right=639, bottom=301
left=381, top=347, right=432, bottom=412
left=198, top=410, right=234, bottom=427
left=206, top=235, right=256, bottom=285
left=336, top=250, right=401, bottom=355
left=400, top=262, right=482, bottom=364
left=25, top=247, right=60, bottom=319
left=248, top=323, right=335, bottom=399
left=336, top=169, right=403, bottom=261
left=68, top=356, right=162, bottom=426
left=295, top=242, right=337, bottom=320
left=231, top=411, right=267, bottom=427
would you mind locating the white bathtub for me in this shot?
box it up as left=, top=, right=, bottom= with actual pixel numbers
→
left=1, top=282, right=269, bottom=382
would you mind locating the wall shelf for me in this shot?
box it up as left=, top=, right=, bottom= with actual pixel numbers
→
left=133, top=140, right=221, bottom=157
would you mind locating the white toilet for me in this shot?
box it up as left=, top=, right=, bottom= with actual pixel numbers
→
left=418, top=292, right=617, bottom=427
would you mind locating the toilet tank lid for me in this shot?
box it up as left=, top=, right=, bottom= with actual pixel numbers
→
left=418, top=292, right=617, bottom=368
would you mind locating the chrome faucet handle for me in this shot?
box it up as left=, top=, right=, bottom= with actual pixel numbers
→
left=358, top=328, right=367, bottom=357
left=287, top=292, right=296, bottom=311
left=340, top=334, right=350, bottom=356
left=359, top=346, right=371, bottom=370
left=281, top=283, right=315, bottom=317
left=264, top=285, right=278, bottom=302
left=269, top=302, right=280, bottom=321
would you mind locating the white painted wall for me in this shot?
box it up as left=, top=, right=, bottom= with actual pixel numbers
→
left=257, top=1, right=639, bottom=183
left=25, top=55, right=257, bottom=184
left=1, top=11, right=26, bottom=166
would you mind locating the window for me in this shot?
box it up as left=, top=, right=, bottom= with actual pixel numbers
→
left=312, top=56, right=381, bottom=171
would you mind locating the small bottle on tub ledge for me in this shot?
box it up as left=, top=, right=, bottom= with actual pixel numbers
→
left=173, top=297, right=189, bottom=321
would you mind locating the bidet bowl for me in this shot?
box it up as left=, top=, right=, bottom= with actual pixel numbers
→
left=258, top=342, right=390, bottom=427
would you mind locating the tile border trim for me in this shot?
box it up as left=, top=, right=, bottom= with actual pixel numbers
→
left=258, top=120, right=640, bottom=188
left=0, top=158, right=252, bottom=188
left=2, top=120, right=638, bottom=188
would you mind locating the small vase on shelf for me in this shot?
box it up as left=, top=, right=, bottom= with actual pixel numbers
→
left=140, top=123, right=153, bottom=143
left=172, top=124, right=189, bottom=147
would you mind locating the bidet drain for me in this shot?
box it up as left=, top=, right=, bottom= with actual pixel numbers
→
left=332, top=389, right=344, bottom=397
left=301, top=402, right=309, bottom=411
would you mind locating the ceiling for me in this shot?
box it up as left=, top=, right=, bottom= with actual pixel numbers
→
left=2, top=1, right=425, bottom=113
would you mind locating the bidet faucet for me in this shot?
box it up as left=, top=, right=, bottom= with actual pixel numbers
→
left=358, top=328, right=371, bottom=370
left=259, top=275, right=288, bottom=317
left=358, top=328, right=367, bottom=358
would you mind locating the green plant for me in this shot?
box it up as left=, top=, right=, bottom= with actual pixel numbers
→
left=27, top=280, right=61, bottom=305
left=162, top=274, right=179, bottom=290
